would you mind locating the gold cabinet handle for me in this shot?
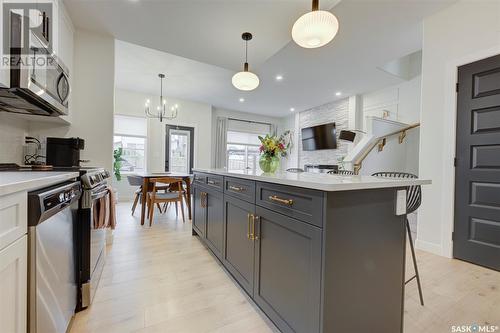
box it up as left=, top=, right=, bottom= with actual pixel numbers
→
left=229, top=185, right=245, bottom=192
left=252, top=215, right=259, bottom=240
left=247, top=213, right=252, bottom=240
left=268, top=195, right=294, bottom=206
left=201, top=192, right=207, bottom=208
left=207, top=180, right=218, bottom=185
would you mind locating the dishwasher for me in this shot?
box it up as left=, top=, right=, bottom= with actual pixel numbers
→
left=27, top=181, right=82, bottom=333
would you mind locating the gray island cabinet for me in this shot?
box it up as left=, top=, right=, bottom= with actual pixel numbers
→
left=191, top=169, right=430, bottom=333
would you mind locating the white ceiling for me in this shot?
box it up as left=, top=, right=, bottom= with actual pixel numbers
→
left=64, top=0, right=455, bottom=117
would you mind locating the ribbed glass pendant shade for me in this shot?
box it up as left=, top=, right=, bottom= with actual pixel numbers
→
left=232, top=71, right=260, bottom=91
left=292, top=10, right=339, bottom=48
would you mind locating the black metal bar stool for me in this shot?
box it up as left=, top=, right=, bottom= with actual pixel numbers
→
left=327, top=169, right=355, bottom=175
left=372, top=171, right=424, bottom=306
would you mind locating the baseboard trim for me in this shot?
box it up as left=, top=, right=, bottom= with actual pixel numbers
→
left=415, top=239, right=442, bottom=256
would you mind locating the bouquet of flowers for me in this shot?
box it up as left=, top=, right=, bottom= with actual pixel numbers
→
left=257, top=130, right=291, bottom=172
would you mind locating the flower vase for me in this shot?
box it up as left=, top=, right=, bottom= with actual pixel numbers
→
left=259, top=155, right=280, bottom=173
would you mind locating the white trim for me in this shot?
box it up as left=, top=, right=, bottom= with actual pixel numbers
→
left=441, top=45, right=500, bottom=258
left=415, top=239, right=442, bottom=256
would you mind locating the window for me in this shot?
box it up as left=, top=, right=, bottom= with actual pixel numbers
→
left=114, top=115, right=147, bottom=173
left=226, top=120, right=271, bottom=172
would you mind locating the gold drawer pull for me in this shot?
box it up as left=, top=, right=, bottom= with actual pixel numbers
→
left=207, top=180, right=218, bottom=185
left=229, top=185, right=245, bottom=192
left=269, top=195, right=294, bottom=206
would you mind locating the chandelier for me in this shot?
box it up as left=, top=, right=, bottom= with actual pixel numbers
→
left=145, top=73, right=178, bottom=122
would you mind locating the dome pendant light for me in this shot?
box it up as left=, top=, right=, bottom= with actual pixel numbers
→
left=292, top=0, right=339, bottom=49
left=232, top=32, right=260, bottom=91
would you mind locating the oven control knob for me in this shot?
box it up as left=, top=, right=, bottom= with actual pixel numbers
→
left=59, top=193, right=65, bottom=202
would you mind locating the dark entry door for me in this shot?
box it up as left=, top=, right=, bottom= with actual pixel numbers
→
left=165, top=125, right=194, bottom=173
left=454, top=54, right=500, bottom=271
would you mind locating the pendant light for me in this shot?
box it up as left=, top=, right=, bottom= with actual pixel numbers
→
left=292, top=0, right=339, bottom=49
left=145, top=74, right=178, bottom=122
left=232, top=32, right=260, bottom=91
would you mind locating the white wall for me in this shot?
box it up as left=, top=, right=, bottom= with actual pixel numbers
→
left=359, top=75, right=422, bottom=176
left=29, top=30, right=115, bottom=171
left=0, top=114, right=29, bottom=164
left=417, top=0, right=500, bottom=256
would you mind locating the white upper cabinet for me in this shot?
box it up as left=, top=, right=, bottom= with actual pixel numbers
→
left=0, top=0, right=9, bottom=88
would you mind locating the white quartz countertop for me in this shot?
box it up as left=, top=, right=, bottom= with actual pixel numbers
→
left=0, top=171, right=80, bottom=196
left=193, top=168, right=431, bottom=192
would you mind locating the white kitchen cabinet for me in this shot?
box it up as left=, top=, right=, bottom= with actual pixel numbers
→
left=0, top=191, right=27, bottom=251
left=0, top=0, right=9, bottom=88
left=0, top=235, right=27, bottom=333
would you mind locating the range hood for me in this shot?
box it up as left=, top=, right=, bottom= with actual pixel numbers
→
left=0, top=87, right=65, bottom=116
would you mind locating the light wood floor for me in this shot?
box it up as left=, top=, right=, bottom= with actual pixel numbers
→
left=70, top=203, right=500, bottom=333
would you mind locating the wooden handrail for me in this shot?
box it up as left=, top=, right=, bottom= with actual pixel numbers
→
left=353, top=123, right=420, bottom=175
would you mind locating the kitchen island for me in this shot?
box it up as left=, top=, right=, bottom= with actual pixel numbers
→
left=191, top=168, right=430, bottom=333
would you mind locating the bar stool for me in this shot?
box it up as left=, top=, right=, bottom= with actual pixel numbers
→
left=327, top=169, right=355, bottom=175
left=372, top=171, right=424, bottom=306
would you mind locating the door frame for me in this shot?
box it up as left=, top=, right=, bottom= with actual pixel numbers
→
left=165, top=124, right=195, bottom=173
left=438, top=45, right=500, bottom=258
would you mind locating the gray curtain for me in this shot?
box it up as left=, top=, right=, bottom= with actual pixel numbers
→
left=214, top=117, right=228, bottom=169
left=270, top=123, right=277, bottom=136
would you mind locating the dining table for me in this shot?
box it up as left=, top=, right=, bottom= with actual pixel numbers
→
left=132, top=171, right=193, bottom=226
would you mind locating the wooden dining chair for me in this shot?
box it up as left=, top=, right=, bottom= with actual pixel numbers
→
left=147, top=177, right=185, bottom=226
left=162, top=181, right=189, bottom=213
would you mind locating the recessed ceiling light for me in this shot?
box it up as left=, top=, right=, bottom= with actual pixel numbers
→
left=335, top=91, right=342, bottom=96
left=239, top=98, right=245, bottom=102
left=276, top=75, right=283, bottom=81
left=290, top=107, right=295, bottom=112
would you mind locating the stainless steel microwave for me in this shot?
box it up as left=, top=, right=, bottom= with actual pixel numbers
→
left=0, top=11, right=70, bottom=116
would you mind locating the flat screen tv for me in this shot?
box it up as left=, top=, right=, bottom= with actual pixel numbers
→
left=301, top=122, right=337, bottom=151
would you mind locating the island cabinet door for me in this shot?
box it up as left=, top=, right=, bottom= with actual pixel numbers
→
left=192, top=186, right=207, bottom=237
left=223, top=195, right=255, bottom=295
left=253, top=206, right=322, bottom=333
left=205, top=188, right=224, bottom=260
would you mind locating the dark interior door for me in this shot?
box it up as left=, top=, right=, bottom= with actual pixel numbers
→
left=165, top=125, right=194, bottom=173
left=454, top=54, right=500, bottom=271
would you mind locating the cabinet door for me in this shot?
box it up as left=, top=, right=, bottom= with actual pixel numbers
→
left=254, top=206, right=322, bottom=333
left=205, top=189, right=224, bottom=260
left=0, top=235, right=27, bottom=333
left=192, top=186, right=206, bottom=237
left=223, top=195, right=255, bottom=295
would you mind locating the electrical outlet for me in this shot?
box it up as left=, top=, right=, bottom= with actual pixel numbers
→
left=395, top=190, right=407, bottom=216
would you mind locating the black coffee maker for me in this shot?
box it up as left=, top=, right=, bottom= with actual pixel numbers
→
left=46, top=137, right=85, bottom=167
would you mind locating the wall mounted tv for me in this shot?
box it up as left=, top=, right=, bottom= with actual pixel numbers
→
left=301, top=122, right=337, bottom=151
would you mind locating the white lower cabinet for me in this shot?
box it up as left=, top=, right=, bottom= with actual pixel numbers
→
left=0, top=235, right=27, bottom=333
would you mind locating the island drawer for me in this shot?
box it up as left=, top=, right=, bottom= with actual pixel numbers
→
left=193, top=173, right=208, bottom=185
left=206, top=174, right=224, bottom=191
left=224, top=177, right=255, bottom=203
left=256, top=182, right=324, bottom=228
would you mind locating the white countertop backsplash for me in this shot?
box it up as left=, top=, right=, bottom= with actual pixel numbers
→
left=193, top=168, right=431, bottom=192
left=0, top=171, right=80, bottom=196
